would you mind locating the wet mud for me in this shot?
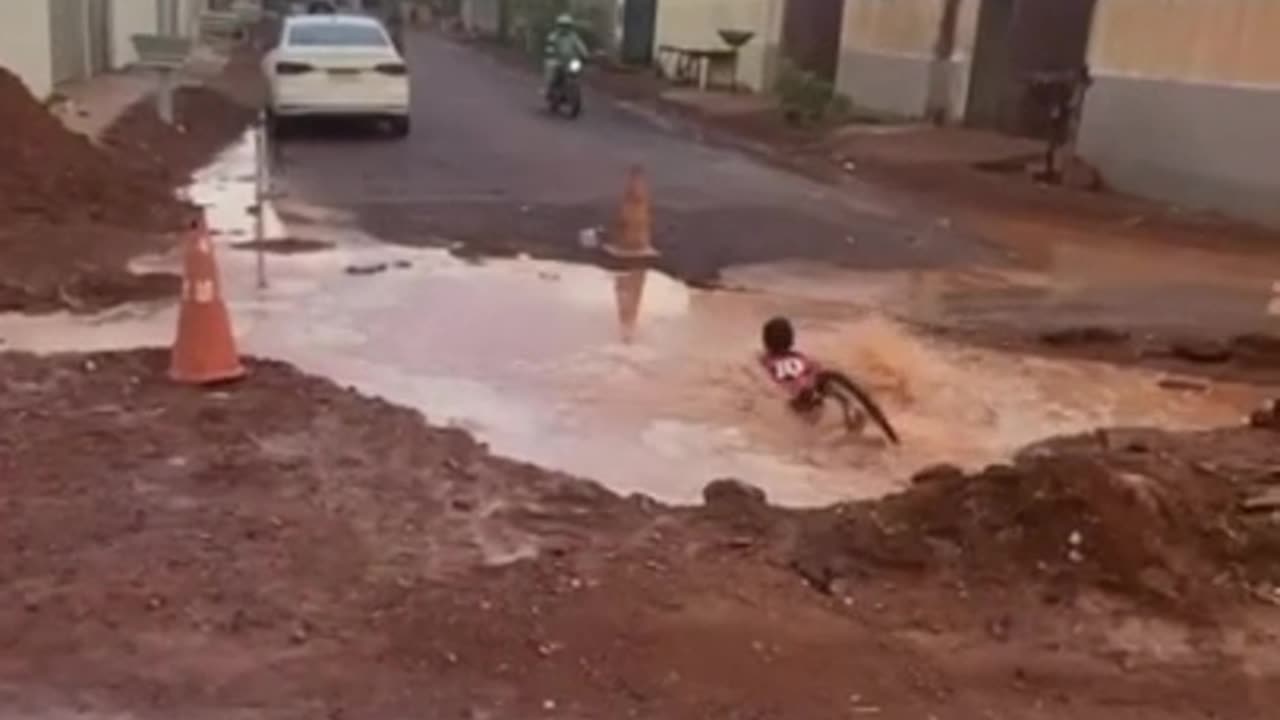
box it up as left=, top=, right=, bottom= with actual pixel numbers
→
left=2, top=348, right=1278, bottom=719
left=5, top=129, right=1275, bottom=508
left=230, top=237, right=337, bottom=254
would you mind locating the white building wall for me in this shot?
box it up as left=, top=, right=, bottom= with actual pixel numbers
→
left=0, top=1, right=55, bottom=97
left=835, top=0, right=980, bottom=121
left=1077, top=0, right=1280, bottom=227
left=111, top=0, right=161, bottom=68
left=180, top=0, right=205, bottom=36
left=653, top=0, right=785, bottom=92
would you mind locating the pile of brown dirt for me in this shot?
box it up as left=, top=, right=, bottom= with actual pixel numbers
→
left=101, top=85, right=257, bottom=186
left=0, top=221, right=185, bottom=314
left=0, top=69, right=183, bottom=229
left=2, top=349, right=1277, bottom=718
left=0, top=55, right=259, bottom=315
left=789, top=426, right=1280, bottom=614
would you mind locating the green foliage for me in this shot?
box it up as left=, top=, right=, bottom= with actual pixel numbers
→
left=504, top=0, right=606, bottom=55
left=774, top=60, right=847, bottom=126
left=504, top=0, right=563, bottom=52
left=430, top=0, right=461, bottom=16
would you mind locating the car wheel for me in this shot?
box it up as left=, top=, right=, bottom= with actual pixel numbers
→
left=266, top=112, right=288, bottom=140
left=387, top=116, right=411, bottom=138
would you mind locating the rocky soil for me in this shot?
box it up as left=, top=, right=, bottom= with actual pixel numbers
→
left=2, top=349, right=1278, bottom=719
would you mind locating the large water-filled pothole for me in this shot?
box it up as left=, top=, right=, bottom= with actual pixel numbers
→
left=0, top=133, right=1268, bottom=506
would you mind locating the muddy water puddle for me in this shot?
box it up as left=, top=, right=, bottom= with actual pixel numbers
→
left=0, top=133, right=1269, bottom=505
left=725, top=238, right=1280, bottom=338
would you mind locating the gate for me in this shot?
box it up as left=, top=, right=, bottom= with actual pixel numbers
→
left=781, top=0, right=845, bottom=82
left=158, top=0, right=181, bottom=36
left=49, top=0, right=89, bottom=85
left=965, top=0, right=1097, bottom=137
left=621, top=0, right=657, bottom=66
left=88, top=0, right=113, bottom=75
left=49, top=0, right=114, bottom=87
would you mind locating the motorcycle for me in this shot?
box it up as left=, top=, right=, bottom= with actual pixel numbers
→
left=546, top=58, right=584, bottom=119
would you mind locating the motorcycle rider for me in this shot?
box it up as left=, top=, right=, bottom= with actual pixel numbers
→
left=543, top=13, right=589, bottom=99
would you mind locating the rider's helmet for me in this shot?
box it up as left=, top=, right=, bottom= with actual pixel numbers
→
left=762, top=317, right=795, bottom=355
left=555, top=13, right=574, bottom=28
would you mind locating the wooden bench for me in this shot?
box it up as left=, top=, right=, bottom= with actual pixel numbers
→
left=656, top=45, right=740, bottom=91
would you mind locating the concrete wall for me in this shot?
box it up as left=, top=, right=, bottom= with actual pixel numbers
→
left=181, top=0, right=207, bottom=37
left=111, top=1, right=161, bottom=68
left=653, top=0, right=785, bottom=92
left=835, top=0, right=978, bottom=120
left=1086, top=0, right=1280, bottom=84
left=112, top=0, right=206, bottom=68
left=0, top=0, right=208, bottom=98
left=1078, top=0, right=1280, bottom=226
left=0, top=2, right=55, bottom=97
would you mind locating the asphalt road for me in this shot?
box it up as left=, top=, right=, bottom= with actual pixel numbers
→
left=274, top=31, right=997, bottom=283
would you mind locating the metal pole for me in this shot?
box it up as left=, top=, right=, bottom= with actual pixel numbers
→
left=254, top=112, right=267, bottom=290
left=157, top=69, right=175, bottom=125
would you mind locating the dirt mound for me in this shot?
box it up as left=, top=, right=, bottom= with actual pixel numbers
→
left=0, top=57, right=259, bottom=315
left=790, top=427, right=1280, bottom=613
left=3, top=348, right=1278, bottom=718
left=0, top=69, right=182, bottom=229
left=101, top=86, right=256, bottom=185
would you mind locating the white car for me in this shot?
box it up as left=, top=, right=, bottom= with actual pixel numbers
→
left=264, top=13, right=410, bottom=137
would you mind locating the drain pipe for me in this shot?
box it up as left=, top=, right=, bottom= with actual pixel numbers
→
left=925, top=0, right=962, bottom=125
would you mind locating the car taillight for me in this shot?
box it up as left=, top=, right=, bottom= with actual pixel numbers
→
left=276, top=61, right=313, bottom=75
left=374, top=63, right=407, bottom=76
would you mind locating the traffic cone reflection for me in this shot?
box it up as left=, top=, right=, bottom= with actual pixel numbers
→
left=604, top=164, right=658, bottom=259
left=614, top=268, right=647, bottom=343
left=169, top=214, right=245, bottom=384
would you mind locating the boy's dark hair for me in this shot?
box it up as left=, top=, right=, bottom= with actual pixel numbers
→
left=762, top=316, right=795, bottom=355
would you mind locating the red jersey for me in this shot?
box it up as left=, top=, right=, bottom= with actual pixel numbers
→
left=760, top=351, right=819, bottom=396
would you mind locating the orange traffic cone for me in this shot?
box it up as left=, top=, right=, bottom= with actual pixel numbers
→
left=613, top=268, right=647, bottom=343
left=170, top=215, right=245, bottom=384
left=604, top=165, right=659, bottom=259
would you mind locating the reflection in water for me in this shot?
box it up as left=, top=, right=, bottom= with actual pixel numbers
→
left=613, top=268, right=647, bottom=344
left=0, top=132, right=1270, bottom=506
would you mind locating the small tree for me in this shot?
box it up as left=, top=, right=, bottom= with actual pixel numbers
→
left=507, top=0, right=608, bottom=56
left=775, top=60, right=841, bottom=126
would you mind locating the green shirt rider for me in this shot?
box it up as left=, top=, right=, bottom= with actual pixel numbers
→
left=543, top=14, right=589, bottom=97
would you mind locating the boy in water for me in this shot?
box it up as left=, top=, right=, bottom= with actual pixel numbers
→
left=758, top=316, right=900, bottom=444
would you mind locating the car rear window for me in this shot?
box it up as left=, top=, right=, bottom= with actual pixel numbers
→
left=287, top=23, right=388, bottom=47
